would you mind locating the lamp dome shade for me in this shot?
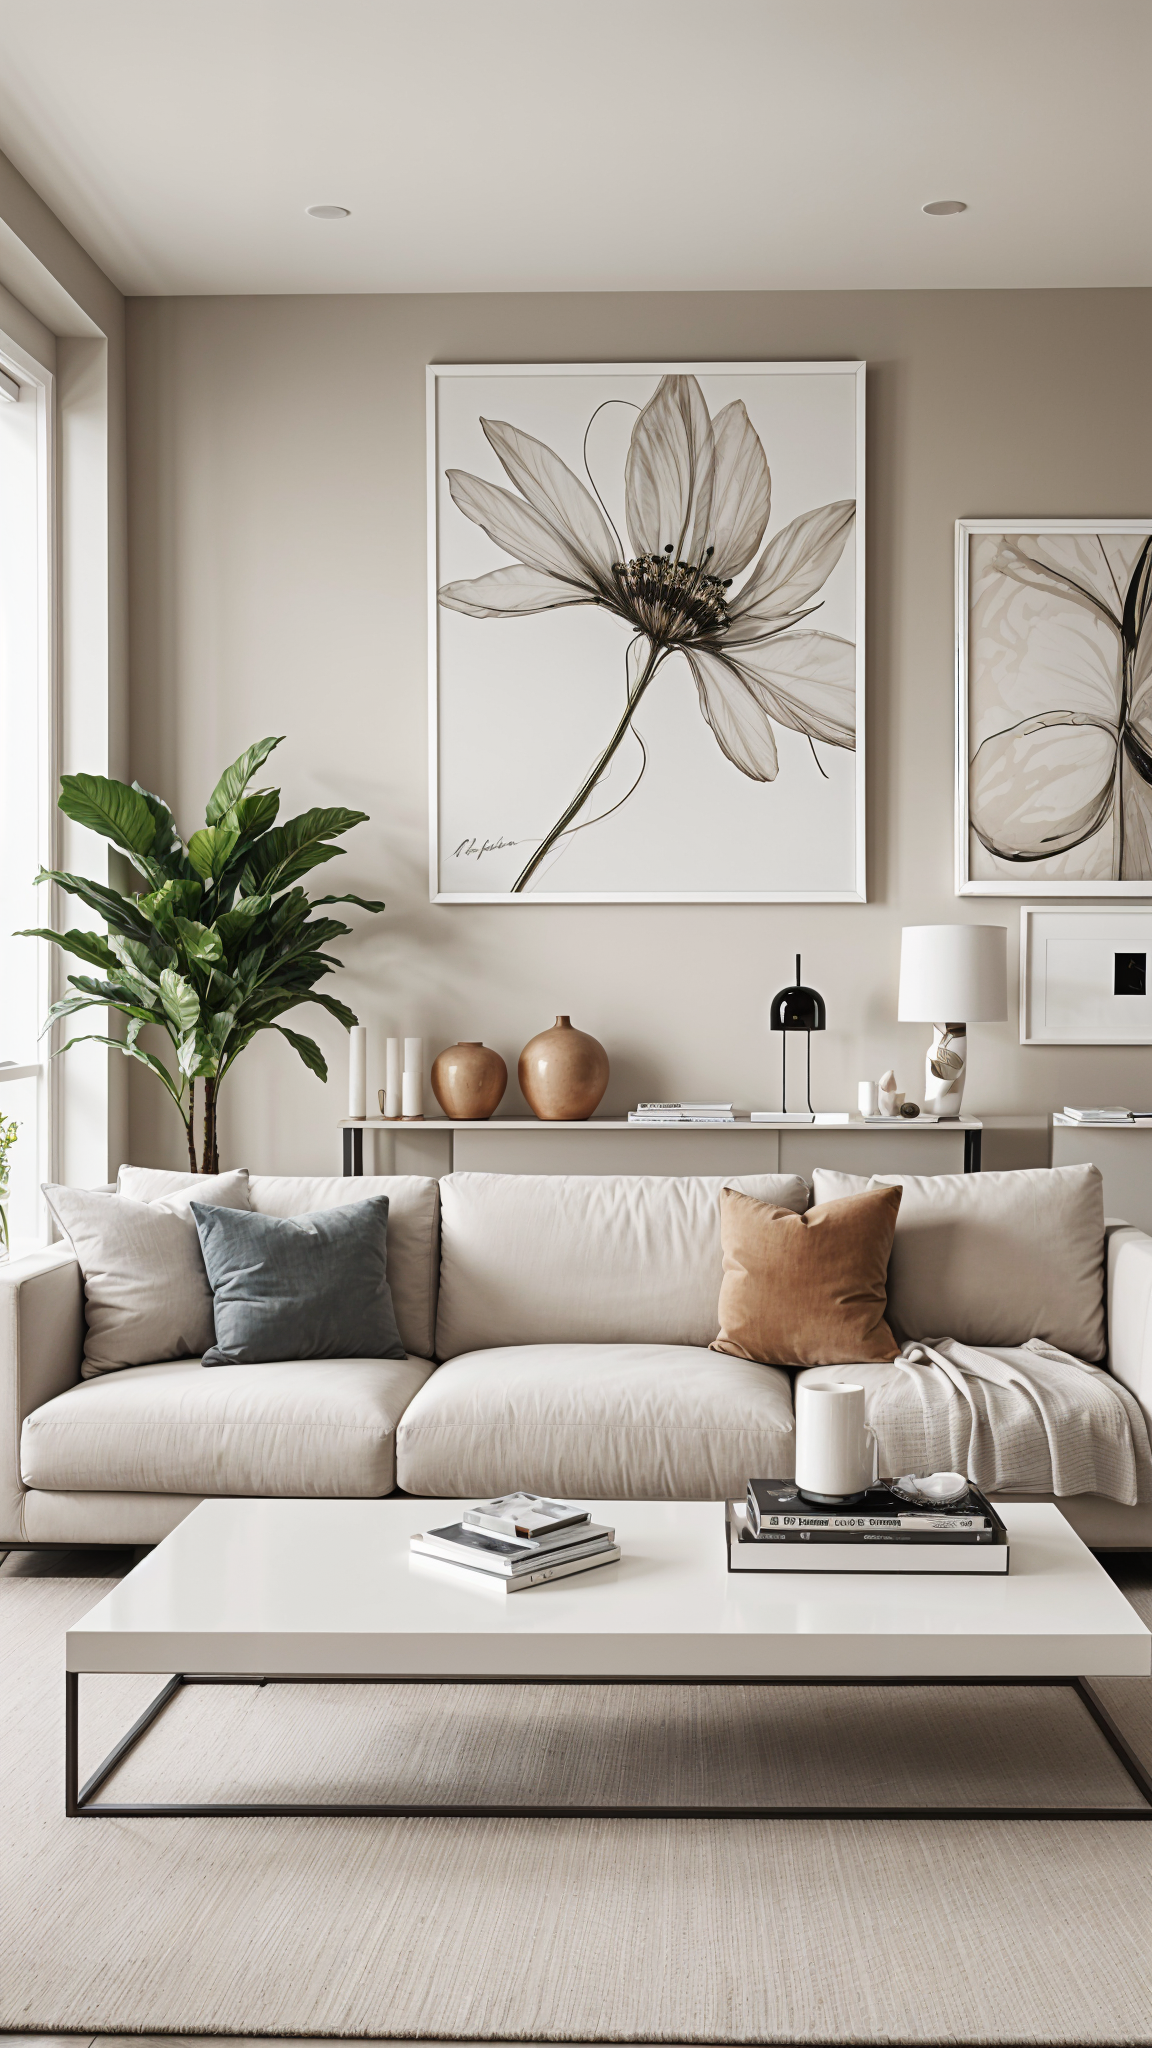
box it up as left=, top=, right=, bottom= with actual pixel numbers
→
left=898, top=924, right=1007, bottom=1023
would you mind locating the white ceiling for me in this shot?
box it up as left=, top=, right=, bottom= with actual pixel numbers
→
left=0, top=0, right=1148, bottom=297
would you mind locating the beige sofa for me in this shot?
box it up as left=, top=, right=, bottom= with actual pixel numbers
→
left=3, top=1168, right=1151, bottom=1550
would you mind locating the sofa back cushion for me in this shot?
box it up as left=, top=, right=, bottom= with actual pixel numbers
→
left=434, top=1172, right=809, bottom=1360
left=247, top=1175, right=440, bottom=1359
left=810, top=1163, right=1106, bottom=1358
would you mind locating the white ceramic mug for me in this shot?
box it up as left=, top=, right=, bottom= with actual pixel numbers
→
left=795, top=1380, right=878, bottom=1502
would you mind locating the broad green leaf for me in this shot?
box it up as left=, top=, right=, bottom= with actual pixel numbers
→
left=175, top=917, right=224, bottom=964
left=177, top=1026, right=224, bottom=1080
left=274, top=1024, right=328, bottom=1081
left=110, top=935, right=165, bottom=990
left=37, top=868, right=153, bottom=940
left=205, top=737, right=284, bottom=824
left=300, top=988, right=359, bottom=1031
left=67, top=974, right=160, bottom=1015
left=15, top=926, right=118, bottom=972
left=159, top=968, right=200, bottom=1034
left=313, top=892, right=386, bottom=913
left=229, top=788, right=280, bottom=838
left=137, top=878, right=202, bottom=934
left=57, top=773, right=158, bottom=866
left=214, top=893, right=271, bottom=953
left=131, top=783, right=187, bottom=873
left=240, top=807, right=368, bottom=895
left=187, top=825, right=241, bottom=881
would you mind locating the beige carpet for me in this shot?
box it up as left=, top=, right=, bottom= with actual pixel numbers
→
left=3, top=1555, right=1152, bottom=2044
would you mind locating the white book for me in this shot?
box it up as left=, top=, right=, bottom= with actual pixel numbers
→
left=414, top=1524, right=615, bottom=1575
left=750, top=1110, right=813, bottom=1123
left=725, top=1507, right=1008, bottom=1574
left=411, top=1538, right=621, bottom=1592
left=1063, top=1107, right=1131, bottom=1122
left=635, top=1101, right=733, bottom=1113
left=462, top=1491, right=589, bottom=1539
left=862, top=1112, right=939, bottom=1124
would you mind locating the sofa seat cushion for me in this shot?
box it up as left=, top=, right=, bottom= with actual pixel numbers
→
left=20, top=1353, right=435, bottom=1497
left=395, top=1343, right=794, bottom=1500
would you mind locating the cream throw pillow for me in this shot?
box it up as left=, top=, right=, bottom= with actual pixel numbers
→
left=810, top=1163, right=1105, bottom=1358
left=45, top=1168, right=252, bottom=1375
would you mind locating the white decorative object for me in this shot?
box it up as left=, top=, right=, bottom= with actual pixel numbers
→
left=878, top=1070, right=903, bottom=1117
left=429, top=361, right=867, bottom=904
left=402, top=1038, right=424, bottom=1119
left=384, top=1037, right=402, bottom=1119
left=857, top=1081, right=878, bottom=1116
left=794, top=1381, right=878, bottom=1503
left=956, top=519, right=1152, bottom=895
left=347, top=1026, right=367, bottom=1120
left=898, top=924, right=1007, bottom=1119
left=1020, top=906, right=1152, bottom=1045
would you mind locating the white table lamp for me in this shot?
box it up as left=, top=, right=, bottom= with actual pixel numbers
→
left=898, top=924, right=1006, bottom=1118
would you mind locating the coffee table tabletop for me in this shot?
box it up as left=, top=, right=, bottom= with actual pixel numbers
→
left=68, top=1497, right=1151, bottom=1681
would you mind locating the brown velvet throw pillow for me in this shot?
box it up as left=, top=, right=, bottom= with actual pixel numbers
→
left=711, top=1183, right=902, bottom=1367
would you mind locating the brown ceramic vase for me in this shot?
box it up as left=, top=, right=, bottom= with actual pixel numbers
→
left=518, top=1015, right=609, bottom=1121
left=430, top=1041, right=508, bottom=1120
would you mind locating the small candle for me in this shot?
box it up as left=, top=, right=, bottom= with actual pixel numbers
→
left=403, top=1039, right=423, bottom=1118
left=384, top=1036, right=401, bottom=1119
left=348, top=1025, right=367, bottom=1120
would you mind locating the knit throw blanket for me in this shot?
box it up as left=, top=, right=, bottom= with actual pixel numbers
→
left=890, top=1339, right=1152, bottom=1506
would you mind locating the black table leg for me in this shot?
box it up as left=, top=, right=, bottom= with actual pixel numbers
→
left=964, top=1128, right=982, bottom=1173
left=342, top=1125, right=364, bottom=1177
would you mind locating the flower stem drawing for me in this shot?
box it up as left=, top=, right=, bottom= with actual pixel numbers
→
left=439, top=373, right=857, bottom=893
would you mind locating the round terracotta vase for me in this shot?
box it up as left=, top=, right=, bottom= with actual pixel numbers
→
left=430, top=1041, right=508, bottom=1120
left=518, top=1015, right=609, bottom=1121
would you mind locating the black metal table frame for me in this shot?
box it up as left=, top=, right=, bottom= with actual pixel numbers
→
left=340, top=1127, right=985, bottom=1176
left=66, top=1668, right=1151, bottom=1820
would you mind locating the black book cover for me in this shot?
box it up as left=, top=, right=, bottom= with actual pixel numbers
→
left=746, top=1478, right=1005, bottom=1540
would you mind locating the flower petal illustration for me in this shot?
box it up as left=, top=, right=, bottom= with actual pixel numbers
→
left=684, top=648, right=780, bottom=780
left=970, top=711, right=1118, bottom=861
left=624, top=374, right=716, bottom=564
left=992, top=533, right=1134, bottom=629
left=726, top=630, right=857, bottom=748
left=438, top=564, right=597, bottom=617
left=445, top=468, right=601, bottom=585
left=730, top=500, right=855, bottom=626
left=707, top=401, right=771, bottom=579
left=480, top=417, right=618, bottom=585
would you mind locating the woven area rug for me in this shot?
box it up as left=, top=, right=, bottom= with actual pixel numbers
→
left=3, top=1553, right=1151, bottom=2044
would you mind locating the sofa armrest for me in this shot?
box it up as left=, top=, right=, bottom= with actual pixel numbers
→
left=1106, top=1222, right=1152, bottom=1442
left=0, top=1247, right=84, bottom=1542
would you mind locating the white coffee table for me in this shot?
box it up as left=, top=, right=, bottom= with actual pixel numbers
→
left=65, top=1497, right=1152, bottom=1821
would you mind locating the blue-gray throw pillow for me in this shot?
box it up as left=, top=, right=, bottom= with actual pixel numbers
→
left=190, top=1196, right=406, bottom=1366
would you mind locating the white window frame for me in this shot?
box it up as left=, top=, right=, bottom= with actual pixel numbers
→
left=0, top=326, right=59, bottom=1230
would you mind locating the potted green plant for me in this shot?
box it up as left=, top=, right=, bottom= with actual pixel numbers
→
left=0, top=1108, right=17, bottom=1257
left=20, top=737, right=383, bottom=1172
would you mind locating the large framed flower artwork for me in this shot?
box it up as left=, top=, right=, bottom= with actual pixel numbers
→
left=427, top=362, right=866, bottom=902
left=957, top=520, right=1152, bottom=894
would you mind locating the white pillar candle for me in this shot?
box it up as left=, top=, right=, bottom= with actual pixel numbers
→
left=403, top=1037, right=423, bottom=1119
left=384, top=1036, right=402, bottom=1119
left=348, top=1025, right=367, bottom=1120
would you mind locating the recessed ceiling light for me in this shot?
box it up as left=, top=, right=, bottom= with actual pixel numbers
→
left=306, top=204, right=351, bottom=220
left=922, top=199, right=968, bottom=216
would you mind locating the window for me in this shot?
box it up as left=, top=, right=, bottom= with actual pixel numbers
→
left=0, top=330, right=55, bottom=1253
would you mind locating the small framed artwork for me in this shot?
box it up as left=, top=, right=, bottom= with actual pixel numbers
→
left=428, top=361, right=866, bottom=903
left=1020, top=905, right=1152, bottom=1044
left=956, top=519, right=1152, bottom=895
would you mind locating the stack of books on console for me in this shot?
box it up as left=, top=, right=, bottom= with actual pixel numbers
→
left=411, top=1492, right=620, bottom=1593
left=628, top=1101, right=735, bottom=1124
left=1062, top=1106, right=1136, bottom=1124
left=726, top=1480, right=1009, bottom=1574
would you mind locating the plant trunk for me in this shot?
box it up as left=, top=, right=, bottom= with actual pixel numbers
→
left=202, top=1077, right=219, bottom=1175
left=185, top=1079, right=199, bottom=1173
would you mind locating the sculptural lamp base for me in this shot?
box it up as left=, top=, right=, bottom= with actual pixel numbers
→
left=924, top=1023, right=967, bottom=1120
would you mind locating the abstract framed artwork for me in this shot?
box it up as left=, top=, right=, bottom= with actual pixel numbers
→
left=1020, top=905, right=1152, bottom=1045
left=427, top=361, right=866, bottom=903
left=957, top=519, right=1152, bottom=895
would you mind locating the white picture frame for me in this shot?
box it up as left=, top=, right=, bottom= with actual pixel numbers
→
left=1020, top=904, right=1152, bottom=1044
left=956, top=518, right=1152, bottom=896
left=427, top=361, right=866, bottom=904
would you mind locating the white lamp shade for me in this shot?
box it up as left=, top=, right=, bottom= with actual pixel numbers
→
left=898, top=924, right=1007, bottom=1023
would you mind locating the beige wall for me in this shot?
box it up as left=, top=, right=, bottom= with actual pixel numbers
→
left=126, top=290, right=1152, bottom=1176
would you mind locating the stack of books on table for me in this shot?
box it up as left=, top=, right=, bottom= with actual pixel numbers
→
left=726, top=1480, right=1009, bottom=1574
left=410, top=1492, right=620, bottom=1593
left=1062, top=1106, right=1137, bottom=1124
left=628, top=1102, right=735, bottom=1124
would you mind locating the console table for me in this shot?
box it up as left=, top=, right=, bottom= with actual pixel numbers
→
left=1051, top=1117, right=1152, bottom=1234
left=340, top=1115, right=983, bottom=1178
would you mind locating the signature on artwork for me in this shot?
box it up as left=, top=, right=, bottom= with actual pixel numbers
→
left=452, top=835, right=529, bottom=862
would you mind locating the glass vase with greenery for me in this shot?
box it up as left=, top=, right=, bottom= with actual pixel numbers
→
left=20, top=737, right=383, bottom=1173
left=0, top=1108, right=17, bottom=1257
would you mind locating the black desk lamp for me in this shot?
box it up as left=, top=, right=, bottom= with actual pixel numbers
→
left=770, top=954, right=827, bottom=1114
